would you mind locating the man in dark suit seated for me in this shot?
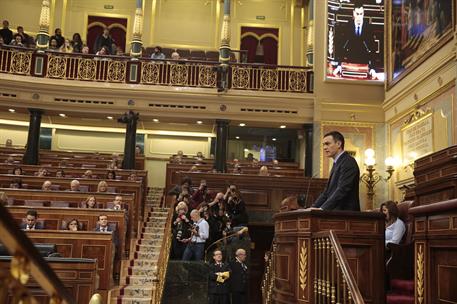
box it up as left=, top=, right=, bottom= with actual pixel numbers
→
left=95, top=214, right=114, bottom=233
left=229, top=248, right=248, bottom=304
left=312, top=131, right=360, bottom=211
left=20, top=209, right=44, bottom=230
left=208, top=249, right=231, bottom=304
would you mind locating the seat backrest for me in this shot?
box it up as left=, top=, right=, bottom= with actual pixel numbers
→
left=397, top=200, right=414, bottom=244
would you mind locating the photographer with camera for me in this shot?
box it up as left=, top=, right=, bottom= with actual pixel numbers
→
left=191, top=179, right=210, bottom=209
left=224, top=185, right=248, bottom=227
left=171, top=202, right=191, bottom=259
left=182, top=209, right=209, bottom=261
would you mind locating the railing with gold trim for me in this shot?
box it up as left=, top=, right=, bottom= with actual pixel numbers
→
left=313, top=230, right=365, bottom=304
left=150, top=206, right=173, bottom=304
left=0, top=193, right=76, bottom=304
left=0, top=45, right=313, bottom=93
left=261, top=241, right=276, bottom=304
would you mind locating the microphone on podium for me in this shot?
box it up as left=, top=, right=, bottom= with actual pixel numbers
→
left=298, top=173, right=318, bottom=208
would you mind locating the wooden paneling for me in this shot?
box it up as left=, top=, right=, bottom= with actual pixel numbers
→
left=273, top=210, right=385, bottom=304
left=24, top=230, right=114, bottom=290
left=0, top=257, right=98, bottom=304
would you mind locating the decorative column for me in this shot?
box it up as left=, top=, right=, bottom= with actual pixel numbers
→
left=215, top=120, right=229, bottom=173
left=304, top=124, right=313, bottom=177
left=118, top=111, right=139, bottom=169
left=305, top=0, right=314, bottom=66
left=216, top=0, right=231, bottom=92
left=36, top=0, right=51, bottom=51
left=23, top=109, right=43, bottom=165
left=130, top=0, right=144, bottom=58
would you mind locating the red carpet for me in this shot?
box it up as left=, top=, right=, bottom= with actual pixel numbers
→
left=387, top=279, right=414, bottom=304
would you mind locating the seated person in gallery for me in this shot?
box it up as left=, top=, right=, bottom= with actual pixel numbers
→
left=258, top=166, right=269, bottom=176
left=82, top=195, right=98, bottom=208
left=41, top=180, right=53, bottom=191
left=12, top=167, right=23, bottom=176
left=20, top=209, right=44, bottom=230
left=380, top=201, right=406, bottom=246
left=69, top=179, right=81, bottom=191
left=97, top=181, right=109, bottom=193
left=65, top=218, right=82, bottom=231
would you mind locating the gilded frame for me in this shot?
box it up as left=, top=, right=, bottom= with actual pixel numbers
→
left=385, top=0, right=455, bottom=90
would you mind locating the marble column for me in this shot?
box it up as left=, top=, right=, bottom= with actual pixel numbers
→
left=130, top=0, right=144, bottom=58
left=36, top=0, right=51, bottom=51
left=119, top=111, right=139, bottom=169
left=23, top=109, right=43, bottom=165
left=215, top=120, right=230, bottom=173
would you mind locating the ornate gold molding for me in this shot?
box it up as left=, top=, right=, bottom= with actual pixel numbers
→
left=299, top=240, right=308, bottom=293
left=416, top=244, right=425, bottom=304
left=402, top=107, right=432, bottom=126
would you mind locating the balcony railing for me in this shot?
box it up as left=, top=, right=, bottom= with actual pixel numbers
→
left=0, top=45, right=313, bottom=93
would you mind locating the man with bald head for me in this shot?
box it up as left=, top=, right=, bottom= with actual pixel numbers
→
left=182, top=209, right=209, bottom=261
left=229, top=248, right=248, bottom=303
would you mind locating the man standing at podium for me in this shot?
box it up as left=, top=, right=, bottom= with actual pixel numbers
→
left=312, top=131, right=360, bottom=211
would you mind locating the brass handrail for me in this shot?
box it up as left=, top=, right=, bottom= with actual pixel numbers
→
left=0, top=195, right=75, bottom=304
left=261, top=240, right=276, bottom=304
left=150, top=206, right=173, bottom=304
left=313, top=230, right=365, bottom=304
left=0, top=45, right=313, bottom=93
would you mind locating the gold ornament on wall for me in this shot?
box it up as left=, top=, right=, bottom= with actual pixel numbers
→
left=141, top=62, right=160, bottom=84
left=10, top=52, right=32, bottom=75
left=260, top=69, right=278, bottom=91
left=299, top=241, right=308, bottom=293
left=416, top=244, right=425, bottom=304
left=47, top=55, right=67, bottom=78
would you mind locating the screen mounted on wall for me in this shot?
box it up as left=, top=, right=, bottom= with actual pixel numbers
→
left=327, top=0, right=385, bottom=81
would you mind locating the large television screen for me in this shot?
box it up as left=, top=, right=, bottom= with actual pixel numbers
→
left=327, top=0, right=385, bottom=81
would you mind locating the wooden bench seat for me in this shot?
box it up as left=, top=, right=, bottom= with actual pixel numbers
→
left=0, top=163, right=147, bottom=181
left=0, top=188, right=135, bottom=252
left=167, top=171, right=327, bottom=224
left=24, top=230, right=114, bottom=290
left=0, top=256, right=98, bottom=303
left=7, top=205, right=127, bottom=259
left=0, top=175, right=143, bottom=237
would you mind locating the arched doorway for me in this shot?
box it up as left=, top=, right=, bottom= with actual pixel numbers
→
left=87, top=15, right=127, bottom=54
left=240, top=27, right=279, bottom=65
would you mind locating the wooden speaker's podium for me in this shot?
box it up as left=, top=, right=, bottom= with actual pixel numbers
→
left=272, top=209, right=385, bottom=304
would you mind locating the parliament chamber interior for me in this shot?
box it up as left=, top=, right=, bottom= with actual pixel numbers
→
left=0, top=0, right=456, bottom=303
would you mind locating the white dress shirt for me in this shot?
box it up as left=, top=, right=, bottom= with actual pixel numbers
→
left=191, top=218, right=209, bottom=243
left=385, top=218, right=406, bottom=245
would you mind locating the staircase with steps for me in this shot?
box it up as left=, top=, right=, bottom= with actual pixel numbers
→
left=387, top=279, right=414, bottom=304
left=111, top=187, right=171, bottom=304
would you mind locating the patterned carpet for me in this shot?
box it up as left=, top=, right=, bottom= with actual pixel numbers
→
left=112, top=188, right=169, bottom=304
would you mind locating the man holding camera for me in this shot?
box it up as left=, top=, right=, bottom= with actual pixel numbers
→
left=182, top=209, right=209, bottom=261
left=192, top=179, right=210, bottom=208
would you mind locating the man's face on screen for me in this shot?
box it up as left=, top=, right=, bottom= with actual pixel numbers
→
left=353, top=7, right=364, bottom=27
left=322, top=136, right=342, bottom=159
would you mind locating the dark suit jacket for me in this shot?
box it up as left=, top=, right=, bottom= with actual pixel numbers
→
left=336, top=21, right=375, bottom=65
left=208, top=262, right=231, bottom=295
left=313, top=151, right=360, bottom=211
left=229, top=260, right=248, bottom=293
left=20, top=222, right=44, bottom=230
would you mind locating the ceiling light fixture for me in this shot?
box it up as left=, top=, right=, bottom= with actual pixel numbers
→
left=59, top=113, right=66, bottom=117
left=107, top=116, right=113, bottom=120
left=239, top=123, right=246, bottom=127
left=272, top=138, right=277, bottom=141
left=8, top=109, right=15, bottom=113
left=280, top=125, right=286, bottom=129
left=153, top=119, right=159, bottom=122
left=196, top=121, right=203, bottom=124
left=235, top=136, right=240, bottom=139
